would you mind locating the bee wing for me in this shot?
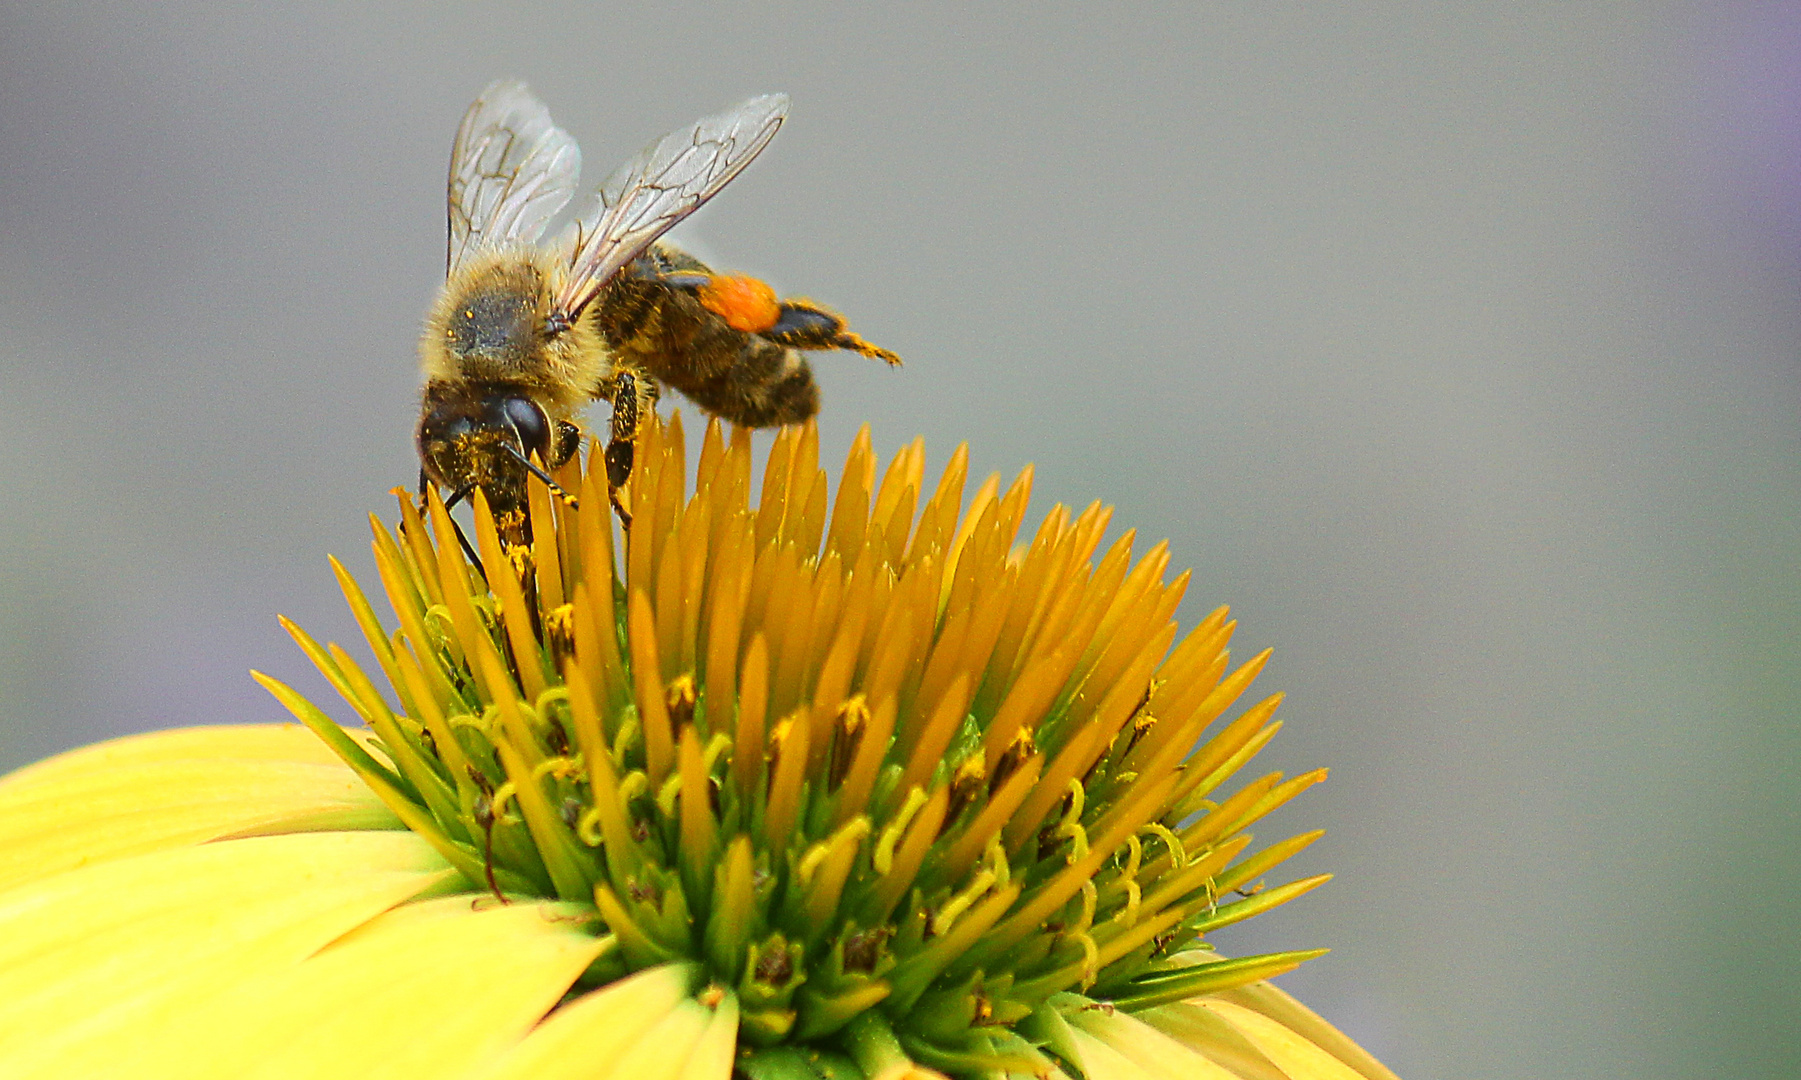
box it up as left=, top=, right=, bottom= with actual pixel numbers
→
left=446, top=80, right=581, bottom=274
left=552, top=93, right=788, bottom=320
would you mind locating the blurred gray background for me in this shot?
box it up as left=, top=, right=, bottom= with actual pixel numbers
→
left=2, top=3, right=1797, bottom=1077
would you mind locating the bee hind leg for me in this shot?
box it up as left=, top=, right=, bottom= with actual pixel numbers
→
left=689, top=273, right=900, bottom=365
left=764, top=299, right=902, bottom=366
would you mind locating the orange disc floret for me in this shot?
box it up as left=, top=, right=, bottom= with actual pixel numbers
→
left=697, top=273, right=781, bottom=333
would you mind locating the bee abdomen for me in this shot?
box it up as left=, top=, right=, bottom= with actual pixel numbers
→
left=678, top=340, right=819, bottom=427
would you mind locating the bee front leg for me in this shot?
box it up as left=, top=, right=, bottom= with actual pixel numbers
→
left=552, top=420, right=581, bottom=469
left=604, top=370, right=656, bottom=528
left=413, top=468, right=485, bottom=572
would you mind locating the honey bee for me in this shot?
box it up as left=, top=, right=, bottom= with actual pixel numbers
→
left=416, top=80, right=899, bottom=532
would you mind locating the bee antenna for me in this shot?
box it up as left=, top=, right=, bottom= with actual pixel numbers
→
left=499, top=443, right=581, bottom=508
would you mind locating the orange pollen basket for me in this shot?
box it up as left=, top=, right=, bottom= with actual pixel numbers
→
left=698, top=274, right=782, bottom=333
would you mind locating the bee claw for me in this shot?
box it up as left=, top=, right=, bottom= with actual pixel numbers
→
left=609, top=487, right=633, bottom=529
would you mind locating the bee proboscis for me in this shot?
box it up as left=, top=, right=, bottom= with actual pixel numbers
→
left=415, top=80, right=899, bottom=538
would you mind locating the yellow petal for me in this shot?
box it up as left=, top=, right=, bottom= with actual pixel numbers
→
left=0, top=724, right=360, bottom=791
left=133, top=893, right=605, bottom=1080
left=1210, top=983, right=1400, bottom=1080
left=481, top=963, right=693, bottom=1080
left=0, top=726, right=398, bottom=892
left=676, top=990, right=739, bottom=1080
left=1196, top=1000, right=1369, bottom=1080
left=604, top=999, right=716, bottom=1080
left=1134, top=1002, right=1286, bottom=1080
left=0, top=830, right=452, bottom=1077
left=1065, top=1028, right=1158, bottom=1080
left=1066, top=1004, right=1241, bottom=1080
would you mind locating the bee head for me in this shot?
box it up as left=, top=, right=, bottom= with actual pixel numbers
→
left=415, top=390, right=555, bottom=514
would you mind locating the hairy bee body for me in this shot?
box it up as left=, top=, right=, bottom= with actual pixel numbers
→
left=413, top=82, right=897, bottom=528
left=416, top=250, right=593, bottom=521
left=595, top=243, right=894, bottom=428
left=420, top=249, right=604, bottom=414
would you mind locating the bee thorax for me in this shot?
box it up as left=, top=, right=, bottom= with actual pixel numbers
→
left=446, top=285, right=540, bottom=369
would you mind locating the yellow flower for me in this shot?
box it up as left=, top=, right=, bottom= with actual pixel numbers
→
left=0, top=415, right=1398, bottom=1080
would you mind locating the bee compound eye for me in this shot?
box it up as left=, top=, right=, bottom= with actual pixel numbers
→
left=494, top=396, right=551, bottom=458
left=418, top=402, right=473, bottom=445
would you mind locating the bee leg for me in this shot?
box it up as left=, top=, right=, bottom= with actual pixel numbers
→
left=413, top=472, right=486, bottom=576
left=553, top=420, right=582, bottom=469
left=764, top=299, right=902, bottom=366
left=436, top=485, right=488, bottom=582
left=607, top=487, right=632, bottom=527
left=604, top=371, right=654, bottom=528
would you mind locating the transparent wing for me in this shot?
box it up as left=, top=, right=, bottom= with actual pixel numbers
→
left=552, top=93, right=788, bottom=319
left=446, top=80, right=581, bottom=274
